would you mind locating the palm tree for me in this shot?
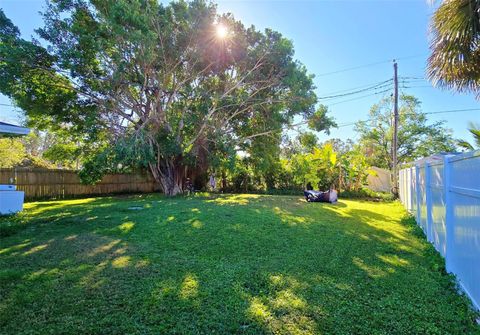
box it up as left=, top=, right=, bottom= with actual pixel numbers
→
left=457, top=122, right=480, bottom=150
left=428, top=0, right=480, bottom=97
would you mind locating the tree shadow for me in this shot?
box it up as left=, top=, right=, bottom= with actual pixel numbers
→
left=0, top=194, right=478, bottom=334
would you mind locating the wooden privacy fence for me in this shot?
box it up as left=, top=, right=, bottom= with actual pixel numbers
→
left=0, top=168, right=158, bottom=200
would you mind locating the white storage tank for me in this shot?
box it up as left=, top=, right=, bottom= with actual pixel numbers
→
left=0, top=184, right=25, bottom=215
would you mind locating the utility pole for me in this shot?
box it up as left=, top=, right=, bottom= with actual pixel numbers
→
left=392, top=60, right=399, bottom=196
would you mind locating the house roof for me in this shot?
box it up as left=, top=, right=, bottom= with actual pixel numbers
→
left=0, top=121, right=30, bottom=137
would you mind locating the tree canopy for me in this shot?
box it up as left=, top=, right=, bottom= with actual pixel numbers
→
left=355, top=94, right=457, bottom=169
left=0, top=1, right=335, bottom=195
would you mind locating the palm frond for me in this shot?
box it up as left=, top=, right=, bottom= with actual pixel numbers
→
left=427, top=0, right=480, bottom=97
left=457, top=139, right=475, bottom=150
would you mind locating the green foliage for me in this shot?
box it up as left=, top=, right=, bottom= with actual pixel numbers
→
left=78, top=153, right=111, bottom=185
left=307, top=105, right=337, bottom=133
left=0, top=130, right=93, bottom=169
left=457, top=122, right=480, bottom=151
left=339, top=188, right=395, bottom=201
left=0, top=138, right=26, bottom=168
left=0, top=212, right=26, bottom=237
left=43, top=143, right=79, bottom=168
left=286, top=141, right=370, bottom=192
left=217, top=138, right=372, bottom=194
left=297, top=131, right=318, bottom=153
left=338, top=146, right=371, bottom=191
left=1, top=195, right=478, bottom=333
left=428, top=0, right=480, bottom=97
left=0, top=10, right=96, bottom=135
left=355, top=94, right=457, bottom=169
left=0, top=2, right=335, bottom=194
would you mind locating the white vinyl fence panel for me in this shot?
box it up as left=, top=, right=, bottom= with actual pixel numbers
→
left=399, top=151, right=480, bottom=310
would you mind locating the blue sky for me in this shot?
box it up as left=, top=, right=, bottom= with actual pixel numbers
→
left=1, top=0, right=479, bottom=143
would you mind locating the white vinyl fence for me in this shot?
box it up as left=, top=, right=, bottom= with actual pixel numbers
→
left=399, top=151, right=480, bottom=310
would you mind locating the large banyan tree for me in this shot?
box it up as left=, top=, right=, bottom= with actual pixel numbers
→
left=0, top=0, right=334, bottom=195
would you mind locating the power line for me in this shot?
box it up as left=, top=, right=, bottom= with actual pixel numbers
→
left=318, top=79, right=392, bottom=96
left=316, top=54, right=426, bottom=77
left=328, top=88, right=392, bottom=106
left=316, top=60, right=392, bottom=77
left=334, top=108, right=480, bottom=130
left=401, top=85, right=433, bottom=89
left=318, top=80, right=393, bottom=100
left=399, top=76, right=427, bottom=80
left=425, top=108, right=480, bottom=115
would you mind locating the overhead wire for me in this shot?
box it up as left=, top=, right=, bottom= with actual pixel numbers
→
left=318, top=80, right=393, bottom=100
left=328, top=88, right=392, bottom=106
left=316, top=54, right=426, bottom=77
left=316, top=78, right=393, bottom=96
left=333, top=107, right=480, bottom=130
left=318, top=79, right=393, bottom=96
left=2, top=54, right=476, bottom=134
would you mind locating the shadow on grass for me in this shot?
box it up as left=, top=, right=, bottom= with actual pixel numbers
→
left=0, top=194, right=478, bottom=334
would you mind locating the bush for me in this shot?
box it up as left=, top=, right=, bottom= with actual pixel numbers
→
left=339, top=188, right=394, bottom=201
left=0, top=213, right=27, bottom=237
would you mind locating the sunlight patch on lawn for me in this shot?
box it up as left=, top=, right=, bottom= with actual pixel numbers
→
left=0, top=241, right=31, bottom=255
left=248, top=297, right=272, bottom=320
left=135, top=259, right=150, bottom=268
left=377, top=254, right=410, bottom=267
left=23, top=243, right=48, bottom=256
left=353, top=257, right=390, bottom=278
left=24, top=198, right=97, bottom=215
left=88, top=239, right=121, bottom=257
left=180, top=273, right=199, bottom=300
left=25, top=268, right=60, bottom=280
left=112, top=256, right=131, bottom=268
left=79, top=261, right=108, bottom=289
left=246, top=274, right=315, bottom=334
left=118, top=221, right=135, bottom=233
left=358, top=233, right=370, bottom=240
left=272, top=289, right=307, bottom=311
left=273, top=206, right=309, bottom=226
left=248, top=295, right=315, bottom=335
left=208, top=194, right=260, bottom=205
left=188, top=219, right=203, bottom=229
left=362, top=221, right=409, bottom=242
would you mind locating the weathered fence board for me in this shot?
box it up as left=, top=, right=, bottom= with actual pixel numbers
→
left=0, top=168, right=157, bottom=200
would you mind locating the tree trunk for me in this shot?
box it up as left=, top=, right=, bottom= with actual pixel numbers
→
left=149, top=160, right=184, bottom=196
left=221, top=171, right=227, bottom=192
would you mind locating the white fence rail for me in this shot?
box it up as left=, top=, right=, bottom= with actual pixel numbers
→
left=399, top=151, right=480, bottom=310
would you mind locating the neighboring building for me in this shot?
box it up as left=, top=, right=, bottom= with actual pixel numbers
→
left=0, top=121, right=30, bottom=137
left=0, top=121, right=29, bottom=215
left=367, top=166, right=391, bottom=193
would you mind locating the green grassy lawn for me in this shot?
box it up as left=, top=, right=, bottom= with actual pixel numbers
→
left=0, top=194, right=478, bottom=334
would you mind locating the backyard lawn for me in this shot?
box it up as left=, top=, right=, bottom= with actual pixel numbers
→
left=0, top=194, right=478, bottom=334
